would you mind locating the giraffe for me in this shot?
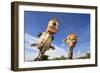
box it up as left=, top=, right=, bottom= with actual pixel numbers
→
left=64, top=33, right=78, bottom=59
left=31, top=18, right=59, bottom=61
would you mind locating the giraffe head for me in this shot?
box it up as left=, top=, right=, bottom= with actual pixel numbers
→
left=46, top=18, right=59, bottom=34
left=64, top=33, right=78, bottom=49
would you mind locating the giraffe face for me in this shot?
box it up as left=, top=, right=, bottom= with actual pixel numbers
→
left=46, top=18, right=59, bottom=34
left=65, top=33, right=78, bottom=48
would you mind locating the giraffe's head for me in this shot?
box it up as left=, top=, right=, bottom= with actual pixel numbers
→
left=46, top=18, right=59, bottom=34
left=64, top=33, right=78, bottom=49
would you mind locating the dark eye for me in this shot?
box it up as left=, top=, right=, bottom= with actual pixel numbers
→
left=53, top=22, right=56, bottom=26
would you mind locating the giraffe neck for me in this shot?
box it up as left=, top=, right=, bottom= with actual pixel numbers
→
left=67, top=47, right=74, bottom=59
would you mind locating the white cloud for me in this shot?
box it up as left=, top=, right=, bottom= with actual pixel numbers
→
left=25, top=33, right=39, bottom=51
left=45, top=45, right=67, bottom=59
left=73, top=50, right=90, bottom=59
left=25, top=33, right=39, bottom=44
left=73, top=42, right=90, bottom=58
left=77, top=50, right=81, bottom=55
left=24, top=33, right=90, bottom=61
left=24, top=33, right=39, bottom=61
left=61, top=43, right=65, bottom=47
left=25, top=33, right=67, bottom=60
left=25, top=50, right=38, bottom=61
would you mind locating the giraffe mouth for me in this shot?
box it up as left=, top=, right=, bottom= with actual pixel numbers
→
left=48, top=26, right=57, bottom=33
left=69, top=41, right=77, bottom=47
left=72, top=42, right=76, bottom=45
left=71, top=39, right=77, bottom=45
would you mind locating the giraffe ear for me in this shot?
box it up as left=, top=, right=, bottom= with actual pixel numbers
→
left=38, top=32, right=42, bottom=37
left=64, top=38, right=67, bottom=42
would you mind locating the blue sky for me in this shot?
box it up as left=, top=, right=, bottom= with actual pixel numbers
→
left=24, top=11, right=90, bottom=61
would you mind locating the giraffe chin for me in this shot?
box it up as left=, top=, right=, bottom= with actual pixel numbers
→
left=47, top=26, right=57, bottom=34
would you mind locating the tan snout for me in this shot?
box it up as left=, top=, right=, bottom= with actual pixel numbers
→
left=46, top=18, right=58, bottom=34
left=65, top=33, right=78, bottom=49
